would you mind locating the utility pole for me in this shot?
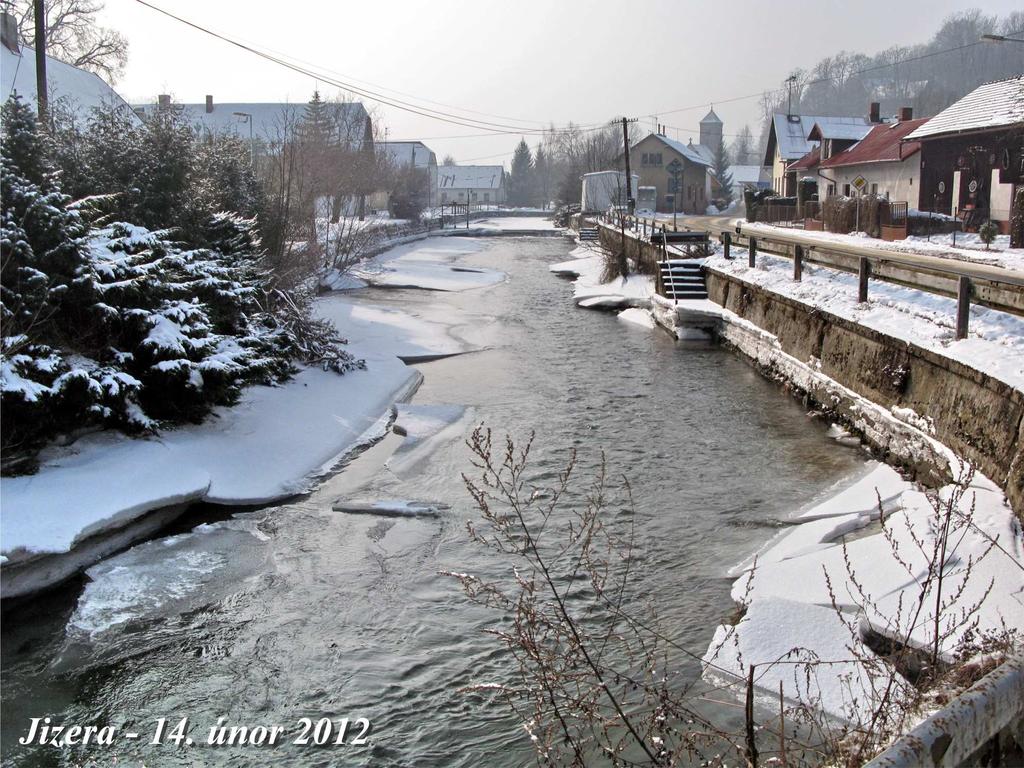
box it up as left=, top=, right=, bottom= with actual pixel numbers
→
left=34, top=0, right=47, bottom=126
left=617, top=116, right=636, bottom=279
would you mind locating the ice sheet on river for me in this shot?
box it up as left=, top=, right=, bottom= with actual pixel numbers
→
left=549, top=246, right=654, bottom=309
left=67, top=519, right=270, bottom=638
left=350, top=237, right=505, bottom=292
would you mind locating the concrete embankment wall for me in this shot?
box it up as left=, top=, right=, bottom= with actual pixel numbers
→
left=705, top=269, right=1023, bottom=515
left=595, top=224, right=1023, bottom=515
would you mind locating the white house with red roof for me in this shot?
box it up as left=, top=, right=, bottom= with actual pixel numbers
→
left=818, top=114, right=929, bottom=202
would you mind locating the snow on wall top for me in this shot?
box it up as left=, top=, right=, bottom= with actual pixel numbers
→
left=1, top=45, right=138, bottom=121
left=376, top=141, right=437, bottom=169
left=131, top=101, right=370, bottom=145
left=905, top=75, right=1024, bottom=140
left=768, top=114, right=870, bottom=162
left=437, top=165, right=504, bottom=190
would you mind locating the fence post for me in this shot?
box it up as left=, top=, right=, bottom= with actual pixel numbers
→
left=748, top=236, right=757, bottom=268
left=957, top=276, right=972, bottom=340
left=793, top=245, right=803, bottom=281
left=723, top=231, right=731, bottom=260
left=858, top=257, right=870, bottom=302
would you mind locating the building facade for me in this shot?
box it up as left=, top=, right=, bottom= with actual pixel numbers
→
left=437, top=165, right=506, bottom=205
left=906, top=76, right=1024, bottom=232
left=764, top=113, right=870, bottom=195
left=818, top=115, right=926, bottom=202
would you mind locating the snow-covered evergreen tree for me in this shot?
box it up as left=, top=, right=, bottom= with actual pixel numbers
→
left=711, top=139, right=733, bottom=205
left=0, top=96, right=362, bottom=470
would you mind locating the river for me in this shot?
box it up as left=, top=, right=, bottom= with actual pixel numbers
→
left=1, top=234, right=868, bottom=767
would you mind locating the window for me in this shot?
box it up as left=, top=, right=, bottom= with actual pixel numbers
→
left=484, top=193, right=490, bottom=202
left=642, top=153, right=649, bottom=165
left=441, top=192, right=448, bottom=202
left=909, top=178, right=913, bottom=186
left=827, top=184, right=835, bottom=196
left=870, top=183, right=878, bottom=195
left=843, top=184, right=851, bottom=196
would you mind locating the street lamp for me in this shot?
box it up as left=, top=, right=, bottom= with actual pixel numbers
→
left=232, top=111, right=254, bottom=166
left=981, top=33, right=1024, bottom=43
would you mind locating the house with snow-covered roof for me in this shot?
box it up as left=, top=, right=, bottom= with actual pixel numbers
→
left=818, top=113, right=927, bottom=202
left=764, top=112, right=871, bottom=196
left=905, top=75, right=1024, bottom=232
left=437, top=165, right=506, bottom=205
left=626, top=110, right=725, bottom=214
left=0, top=13, right=138, bottom=124
left=375, top=141, right=438, bottom=208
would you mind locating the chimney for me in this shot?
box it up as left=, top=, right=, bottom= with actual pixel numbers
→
left=205, top=94, right=214, bottom=113
left=158, top=94, right=171, bottom=108
left=869, top=102, right=881, bottom=123
left=1, top=12, right=18, bottom=54
left=899, top=106, right=913, bottom=121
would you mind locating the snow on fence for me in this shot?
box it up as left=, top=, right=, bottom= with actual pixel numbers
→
left=865, top=652, right=1024, bottom=768
left=614, top=213, right=1024, bottom=340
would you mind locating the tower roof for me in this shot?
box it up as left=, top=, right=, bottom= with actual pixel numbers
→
left=700, top=108, right=722, bottom=125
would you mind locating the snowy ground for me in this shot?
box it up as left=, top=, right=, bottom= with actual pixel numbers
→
left=549, top=244, right=654, bottom=309
left=707, top=251, right=1024, bottom=391
left=1, top=235, right=502, bottom=567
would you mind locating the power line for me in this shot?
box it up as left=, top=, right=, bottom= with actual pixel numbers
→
left=134, top=0, right=608, bottom=137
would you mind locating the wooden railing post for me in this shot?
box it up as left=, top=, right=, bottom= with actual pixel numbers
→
left=794, top=245, right=803, bottom=281
left=858, top=257, right=870, bottom=303
left=957, top=276, right=972, bottom=340
left=723, top=231, right=732, bottom=260
left=748, top=236, right=757, bottom=268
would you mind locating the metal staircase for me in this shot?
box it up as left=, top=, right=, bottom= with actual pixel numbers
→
left=658, top=260, right=708, bottom=301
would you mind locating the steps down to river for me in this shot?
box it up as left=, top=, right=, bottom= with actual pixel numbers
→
left=659, top=260, right=708, bottom=300
left=579, top=227, right=599, bottom=242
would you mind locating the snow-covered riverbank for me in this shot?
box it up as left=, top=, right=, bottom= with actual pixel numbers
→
left=0, top=234, right=505, bottom=596
left=550, top=232, right=1024, bottom=745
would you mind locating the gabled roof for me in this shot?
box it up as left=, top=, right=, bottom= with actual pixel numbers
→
left=2, top=44, right=139, bottom=122
left=437, top=165, right=504, bottom=190
left=636, top=133, right=713, bottom=167
left=820, top=118, right=928, bottom=169
left=700, top=108, right=722, bottom=125
left=807, top=121, right=873, bottom=142
left=376, top=141, right=437, bottom=169
left=131, top=101, right=370, bottom=144
left=728, top=164, right=770, bottom=185
left=765, top=114, right=871, bottom=164
left=905, top=75, right=1024, bottom=140
left=788, top=146, right=820, bottom=171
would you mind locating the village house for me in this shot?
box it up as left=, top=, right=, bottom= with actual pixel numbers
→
left=764, top=113, right=870, bottom=195
left=905, top=75, right=1024, bottom=233
left=728, top=164, right=771, bottom=194
left=818, top=112, right=927, bottom=202
left=377, top=141, right=438, bottom=209
left=437, top=165, right=506, bottom=205
left=627, top=110, right=724, bottom=214
left=1, top=12, right=138, bottom=123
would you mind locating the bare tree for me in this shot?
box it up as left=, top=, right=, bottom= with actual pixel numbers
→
left=12, top=0, right=128, bottom=82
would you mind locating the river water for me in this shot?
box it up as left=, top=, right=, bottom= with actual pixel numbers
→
left=1, top=235, right=868, bottom=767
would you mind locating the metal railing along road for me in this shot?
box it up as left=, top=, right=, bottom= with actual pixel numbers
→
left=607, top=212, right=1024, bottom=340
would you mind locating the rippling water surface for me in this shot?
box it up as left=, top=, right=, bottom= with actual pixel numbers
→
left=1, top=236, right=868, bottom=767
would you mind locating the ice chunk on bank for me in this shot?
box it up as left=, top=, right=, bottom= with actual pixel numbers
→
left=332, top=500, right=450, bottom=518
left=617, top=308, right=656, bottom=329
left=703, top=597, right=899, bottom=724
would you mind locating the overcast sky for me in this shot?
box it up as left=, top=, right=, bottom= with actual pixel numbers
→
left=102, top=0, right=1023, bottom=165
